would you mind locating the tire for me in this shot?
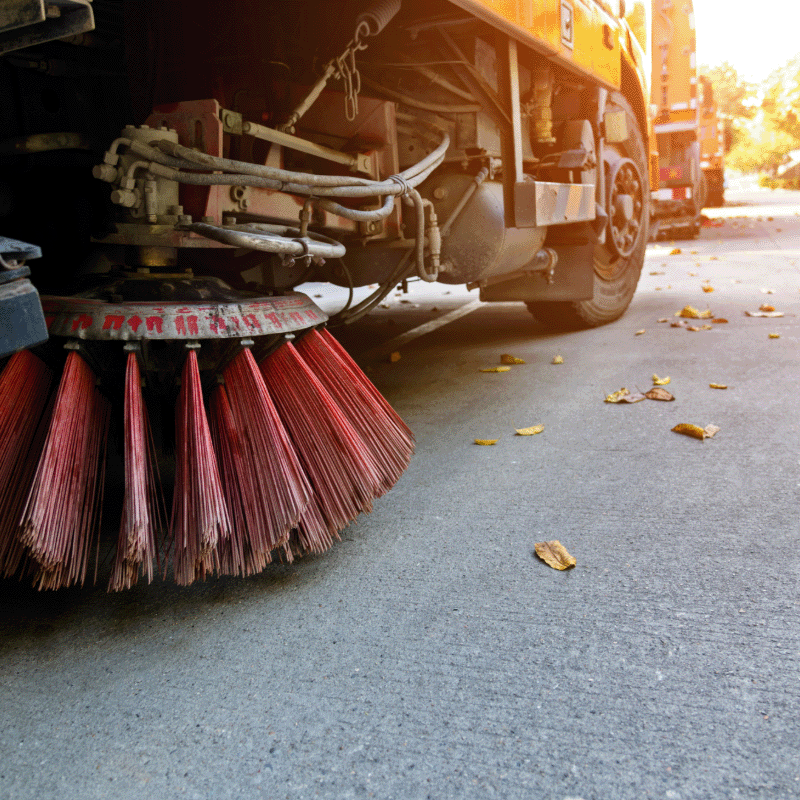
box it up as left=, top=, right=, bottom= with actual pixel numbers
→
left=527, top=92, right=649, bottom=329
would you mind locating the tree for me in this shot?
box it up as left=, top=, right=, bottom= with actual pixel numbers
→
left=698, top=62, right=757, bottom=153
left=761, top=55, right=800, bottom=144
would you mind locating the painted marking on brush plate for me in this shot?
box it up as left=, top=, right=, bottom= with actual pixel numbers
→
left=41, top=292, right=328, bottom=341
left=359, top=300, right=483, bottom=362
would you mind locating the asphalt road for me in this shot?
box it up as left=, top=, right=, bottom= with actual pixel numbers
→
left=1, top=188, right=799, bottom=800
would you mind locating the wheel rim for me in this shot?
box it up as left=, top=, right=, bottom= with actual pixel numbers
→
left=606, top=156, right=644, bottom=261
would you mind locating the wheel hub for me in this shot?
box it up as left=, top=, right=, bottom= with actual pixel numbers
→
left=607, top=157, right=644, bottom=259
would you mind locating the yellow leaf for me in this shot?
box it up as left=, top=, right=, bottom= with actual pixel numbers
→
left=769, top=333, right=780, bottom=339
left=669, top=248, right=682, bottom=255
left=474, top=439, right=498, bottom=446
left=657, top=318, right=669, bottom=323
left=672, top=423, right=720, bottom=440
left=552, top=355, right=564, bottom=364
left=672, top=423, right=707, bottom=440
left=712, top=318, right=728, bottom=324
left=652, top=374, right=671, bottom=385
left=759, top=304, right=775, bottom=312
left=702, top=285, right=714, bottom=293
left=605, top=388, right=630, bottom=403
left=500, top=354, right=526, bottom=365
left=635, top=329, right=646, bottom=336
left=389, top=351, right=401, bottom=363
left=700, top=324, right=713, bottom=330
left=515, top=425, right=544, bottom=436
left=676, top=305, right=713, bottom=319
left=709, top=383, right=727, bottom=389
left=687, top=325, right=701, bottom=332
left=480, top=366, right=511, bottom=373
left=534, top=540, right=576, bottom=570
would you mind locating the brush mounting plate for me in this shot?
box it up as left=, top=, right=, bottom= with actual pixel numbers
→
left=41, top=291, right=327, bottom=341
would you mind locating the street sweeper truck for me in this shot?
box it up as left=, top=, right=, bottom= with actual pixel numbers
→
left=0, top=0, right=652, bottom=589
left=649, top=0, right=702, bottom=239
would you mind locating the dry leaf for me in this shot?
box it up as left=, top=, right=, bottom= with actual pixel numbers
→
left=672, top=423, right=707, bottom=440
left=745, top=310, right=783, bottom=318
left=655, top=286, right=663, bottom=290
left=700, top=324, right=713, bottom=330
left=501, top=354, right=526, bottom=365
left=645, top=387, right=675, bottom=401
left=761, top=288, right=776, bottom=294
left=515, top=425, right=544, bottom=436
left=534, top=540, right=576, bottom=570
left=635, top=329, right=646, bottom=336
left=759, top=304, right=775, bottom=312
left=552, top=355, right=564, bottom=364
left=676, top=305, right=713, bottom=319
left=669, top=248, right=682, bottom=255
left=652, top=375, right=671, bottom=385
left=671, top=320, right=688, bottom=328
left=688, top=271, right=698, bottom=276
left=687, top=325, right=701, bottom=332
left=709, top=383, right=727, bottom=389
left=769, top=333, right=780, bottom=339
left=710, top=256, right=719, bottom=260
left=474, top=439, right=498, bottom=446
left=702, top=286, right=714, bottom=293
left=672, top=423, right=720, bottom=440
left=480, top=366, right=511, bottom=373
left=605, top=388, right=646, bottom=403
left=712, top=318, right=728, bottom=324
left=650, top=271, right=665, bottom=275
left=604, top=388, right=630, bottom=403
left=389, top=351, right=401, bottom=363
left=657, top=318, right=669, bottom=323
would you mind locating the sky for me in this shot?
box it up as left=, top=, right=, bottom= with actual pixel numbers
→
left=693, top=0, right=800, bottom=83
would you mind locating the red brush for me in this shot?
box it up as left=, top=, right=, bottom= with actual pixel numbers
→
left=295, top=329, right=414, bottom=494
left=259, top=340, right=385, bottom=556
left=109, top=350, right=165, bottom=591
left=19, top=348, right=110, bottom=590
left=171, top=346, right=231, bottom=585
left=0, top=350, right=53, bottom=577
left=212, top=347, right=311, bottom=568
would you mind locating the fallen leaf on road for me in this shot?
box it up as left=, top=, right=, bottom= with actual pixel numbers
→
left=760, top=288, right=775, bottom=294
left=672, top=423, right=720, bottom=440
left=712, top=318, right=728, bottom=324
left=745, top=310, right=783, bottom=318
left=652, top=375, right=671, bottom=385
left=710, top=256, right=720, bottom=260
left=480, top=366, right=511, bottom=373
left=709, top=383, right=727, bottom=389
left=552, top=355, right=564, bottom=364
left=474, top=439, right=498, bottom=446
left=676, top=305, right=713, bottom=319
left=605, top=388, right=646, bottom=403
left=669, top=248, right=682, bottom=255
left=650, top=271, right=665, bottom=275
left=515, top=425, right=544, bottom=436
left=658, top=318, right=669, bottom=323
left=501, top=354, right=526, bottom=365
left=534, top=540, right=576, bottom=570
left=389, top=352, right=401, bottom=363
left=759, top=304, right=775, bottom=312
left=671, top=320, right=687, bottom=328
left=688, top=271, right=699, bottom=276
left=645, top=387, right=675, bottom=401
left=702, top=286, right=714, bottom=293
left=700, top=324, right=713, bottom=330
left=635, top=329, right=646, bottom=336
left=690, top=250, right=698, bottom=254
left=687, top=325, right=701, bottom=331
left=769, top=333, right=781, bottom=339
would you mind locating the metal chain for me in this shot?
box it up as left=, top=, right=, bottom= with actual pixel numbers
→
left=333, top=21, right=370, bottom=121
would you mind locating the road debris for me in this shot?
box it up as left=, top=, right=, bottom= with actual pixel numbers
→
left=676, top=305, right=713, bottom=319
left=669, top=248, right=682, bottom=255
left=769, top=333, right=781, bottom=339
left=474, top=439, right=498, bottom=446
left=501, top=354, right=526, bottom=365
left=645, top=387, right=675, bottom=401
left=389, top=351, right=401, bottom=362
left=604, top=388, right=646, bottom=404
left=534, top=540, right=576, bottom=570
left=552, top=355, right=564, bottom=364
left=635, top=329, right=646, bottom=336
left=709, top=383, right=728, bottom=389
left=515, top=425, right=544, bottom=436
left=745, top=310, right=783, bottom=318
left=672, top=423, right=720, bottom=440
left=652, top=375, right=671, bottom=385
left=480, top=366, right=511, bottom=373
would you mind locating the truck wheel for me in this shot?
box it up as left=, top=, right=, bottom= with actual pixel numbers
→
left=527, top=93, right=648, bottom=329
